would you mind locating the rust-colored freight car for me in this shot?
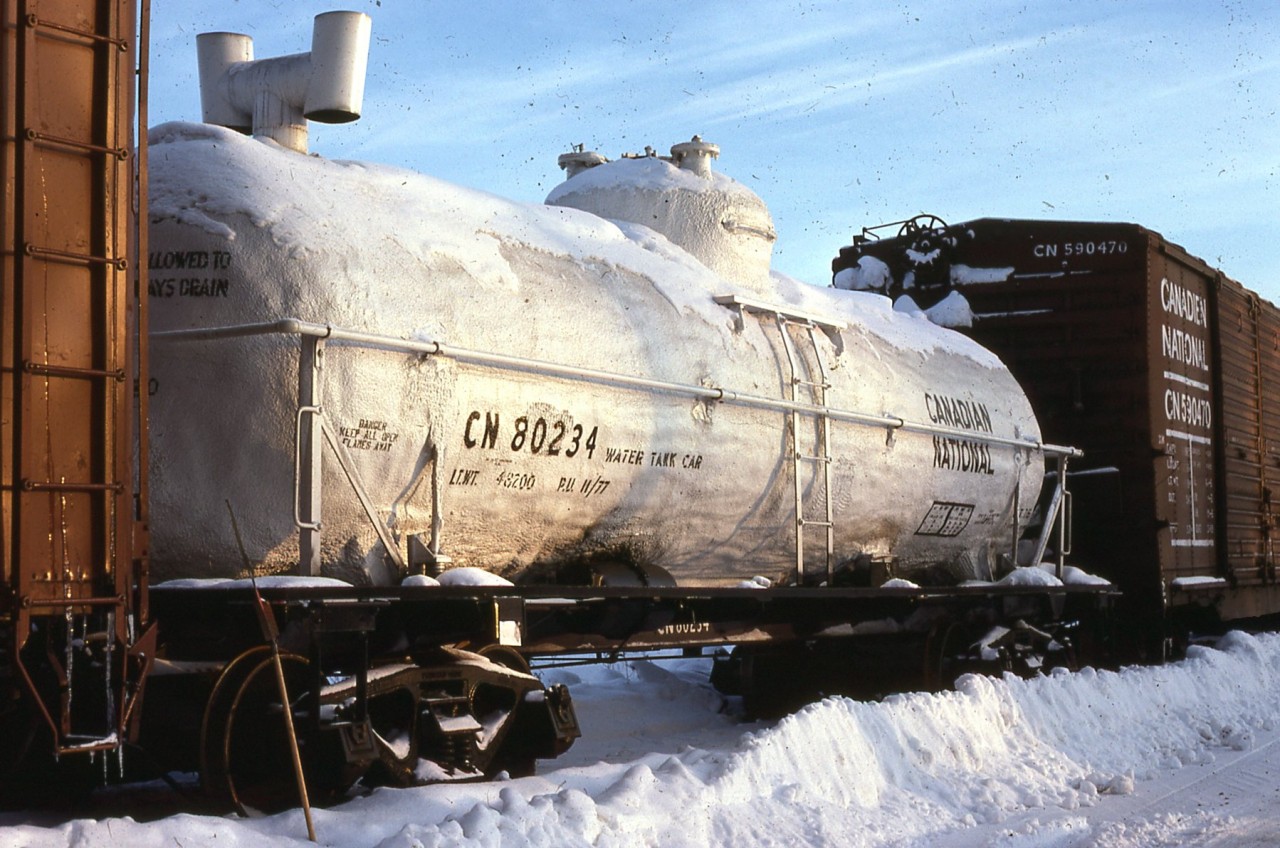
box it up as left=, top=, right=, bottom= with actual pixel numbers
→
left=834, top=217, right=1280, bottom=654
left=0, top=0, right=150, bottom=781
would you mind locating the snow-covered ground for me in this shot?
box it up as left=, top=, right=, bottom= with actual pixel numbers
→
left=4, top=632, right=1280, bottom=847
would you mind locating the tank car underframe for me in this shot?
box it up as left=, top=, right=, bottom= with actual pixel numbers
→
left=143, top=584, right=1013, bottom=658
left=138, top=580, right=1114, bottom=813
left=142, top=585, right=586, bottom=815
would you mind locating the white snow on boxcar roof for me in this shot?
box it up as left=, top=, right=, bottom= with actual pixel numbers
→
left=146, top=121, right=1006, bottom=367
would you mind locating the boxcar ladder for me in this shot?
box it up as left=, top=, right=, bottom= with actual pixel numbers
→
left=714, top=295, right=844, bottom=585
left=2, top=0, right=146, bottom=763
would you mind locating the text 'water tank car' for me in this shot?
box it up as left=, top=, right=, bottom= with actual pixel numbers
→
left=146, top=126, right=1055, bottom=590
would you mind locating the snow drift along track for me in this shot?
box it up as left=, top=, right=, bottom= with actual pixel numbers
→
left=5, top=631, right=1279, bottom=847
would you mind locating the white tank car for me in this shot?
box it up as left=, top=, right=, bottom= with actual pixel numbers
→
left=146, top=122, right=1046, bottom=587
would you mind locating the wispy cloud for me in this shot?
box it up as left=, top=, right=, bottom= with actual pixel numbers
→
left=150, top=0, right=1280, bottom=294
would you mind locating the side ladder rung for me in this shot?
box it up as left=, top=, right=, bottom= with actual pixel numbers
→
left=20, top=480, right=124, bottom=493
left=25, top=241, right=128, bottom=269
left=23, top=360, right=127, bottom=382
left=26, top=128, right=130, bottom=160
left=798, top=519, right=834, bottom=528
left=26, top=14, right=131, bottom=49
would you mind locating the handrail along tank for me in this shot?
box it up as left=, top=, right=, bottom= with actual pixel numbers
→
left=146, top=120, right=1057, bottom=589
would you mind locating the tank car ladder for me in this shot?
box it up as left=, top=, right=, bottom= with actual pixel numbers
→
left=714, top=295, right=843, bottom=584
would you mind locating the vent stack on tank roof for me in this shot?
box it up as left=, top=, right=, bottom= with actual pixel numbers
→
left=196, top=11, right=372, bottom=154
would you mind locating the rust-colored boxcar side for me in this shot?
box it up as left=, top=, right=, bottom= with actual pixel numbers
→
left=835, top=218, right=1280, bottom=647
left=1, top=0, right=147, bottom=768
left=1211, top=266, right=1280, bottom=608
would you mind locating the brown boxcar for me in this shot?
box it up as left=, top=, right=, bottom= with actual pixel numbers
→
left=834, top=217, right=1280, bottom=653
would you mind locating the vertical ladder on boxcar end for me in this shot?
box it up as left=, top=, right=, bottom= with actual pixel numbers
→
left=713, top=295, right=843, bottom=585
left=5, top=0, right=140, bottom=760
left=1246, top=295, right=1277, bottom=581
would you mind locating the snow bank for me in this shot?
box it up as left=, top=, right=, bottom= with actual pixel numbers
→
left=8, top=633, right=1280, bottom=847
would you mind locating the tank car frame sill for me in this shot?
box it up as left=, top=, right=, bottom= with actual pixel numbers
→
left=147, top=581, right=1118, bottom=659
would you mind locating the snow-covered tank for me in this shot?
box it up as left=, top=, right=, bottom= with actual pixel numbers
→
left=146, top=121, right=1050, bottom=588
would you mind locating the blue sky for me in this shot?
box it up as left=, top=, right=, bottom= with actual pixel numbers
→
left=147, top=1, right=1280, bottom=299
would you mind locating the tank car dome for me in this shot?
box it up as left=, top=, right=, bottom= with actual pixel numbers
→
left=546, top=137, right=777, bottom=294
